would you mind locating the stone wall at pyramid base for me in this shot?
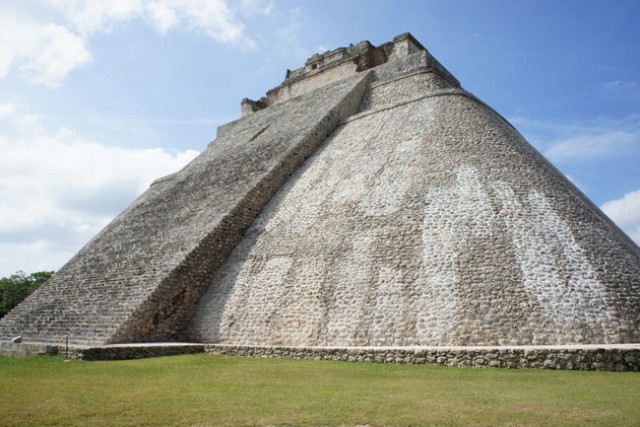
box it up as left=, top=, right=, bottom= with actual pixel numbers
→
left=205, top=344, right=640, bottom=371
left=9, top=342, right=633, bottom=371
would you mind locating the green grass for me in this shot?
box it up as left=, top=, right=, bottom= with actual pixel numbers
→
left=0, top=354, right=638, bottom=426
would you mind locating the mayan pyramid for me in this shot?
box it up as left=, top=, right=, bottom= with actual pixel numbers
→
left=1, top=33, right=639, bottom=348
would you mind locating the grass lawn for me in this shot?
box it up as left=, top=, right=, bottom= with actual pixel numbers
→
left=0, top=353, right=639, bottom=426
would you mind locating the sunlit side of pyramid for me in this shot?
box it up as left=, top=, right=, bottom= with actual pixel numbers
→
left=1, top=33, right=639, bottom=347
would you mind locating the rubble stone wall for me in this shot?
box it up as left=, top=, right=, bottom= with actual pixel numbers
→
left=67, top=344, right=206, bottom=361
left=205, top=344, right=640, bottom=372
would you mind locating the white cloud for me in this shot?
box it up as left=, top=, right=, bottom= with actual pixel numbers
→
left=0, top=105, right=199, bottom=276
left=601, top=80, right=640, bottom=99
left=43, top=0, right=145, bottom=35
left=510, top=114, right=640, bottom=162
left=275, top=7, right=308, bottom=60
left=146, top=0, right=179, bottom=33
left=45, top=0, right=256, bottom=46
left=0, top=13, right=91, bottom=87
left=240, top=0, right=275, bottom=15
left=602, top=190, right=640, bottom=244
left=545, top=130, right=637, bottom=161
left=0, top=0, right=257, bottom=87
left=45, top=0, right=256, bottom=45
left=602, top=80, right=638, bottom=92
left=0, top=103, right=17, bottom=119
left=169, top=0, right=251, bottom=46
left=0, top=240, right=73, bottom=278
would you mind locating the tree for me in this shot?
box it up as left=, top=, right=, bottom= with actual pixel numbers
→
left=0, top=271, right=54, bottom=318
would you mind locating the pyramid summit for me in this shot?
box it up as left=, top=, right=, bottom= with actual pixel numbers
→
left=1, top=33, right=639, bottom=350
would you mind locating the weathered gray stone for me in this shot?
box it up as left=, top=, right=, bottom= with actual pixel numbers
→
left=0, top=33, right=638, bottom=362
left=200, top=344, right=640, bottom=372
left=0, top=341, right=58, bottom=357
left=190, top=34, right=640, bottom=348
left=0, top=69, right=371, bottom=346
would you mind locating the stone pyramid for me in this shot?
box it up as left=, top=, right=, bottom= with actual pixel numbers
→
left=1, top=33, right=639, bottom=347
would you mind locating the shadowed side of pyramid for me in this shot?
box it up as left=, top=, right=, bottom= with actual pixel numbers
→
left=0, top=69, right=372, bottom=345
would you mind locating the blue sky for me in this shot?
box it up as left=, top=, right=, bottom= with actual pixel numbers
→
left=0, top=0, right=639, bottom=277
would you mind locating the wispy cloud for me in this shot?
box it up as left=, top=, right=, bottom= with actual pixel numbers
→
left=240, top=0, right=275, bottom=16
left=146, top=1, right=180, bottom=33
left=509, top=114, right=640, bottom=162
left=602, top=189, right=640, bottom=244
left=0, top=13, right=91, bottom=87
left=0, top=103, right=17, bottom=119
left=545, top=130, right=637, bottom=160
left=275, top=7, right=309, bottom=60
left=0, top=0, right=260, bottom=87
left=43, top=0, right=253, bottom=45
left=601, top=80, right=640, bottom=99
left=0, top=104, right=198, bottom=275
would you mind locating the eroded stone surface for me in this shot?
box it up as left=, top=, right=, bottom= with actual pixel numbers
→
left=1, top=32, right=639, bottom=350
left=190, top=71, right=640, bottom=346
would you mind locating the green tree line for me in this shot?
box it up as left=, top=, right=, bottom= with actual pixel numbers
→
left=0, top=271, right=54, bottom=318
